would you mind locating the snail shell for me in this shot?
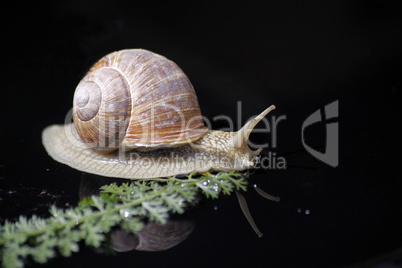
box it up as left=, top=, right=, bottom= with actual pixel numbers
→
left=72, top=49, right=208, bottom=153
left=42, top=49, right=276, bottom=179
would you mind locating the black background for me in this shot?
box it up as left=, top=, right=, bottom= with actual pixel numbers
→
left=1, top=1, right=402, bottom=267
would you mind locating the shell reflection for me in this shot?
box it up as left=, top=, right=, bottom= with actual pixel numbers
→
left=79, top=175, right=195, bottom=252
left=111, top=221, right=195, bottom=252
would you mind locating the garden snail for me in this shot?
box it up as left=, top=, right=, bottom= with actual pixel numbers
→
left=42, top=49, right=275, bottom=179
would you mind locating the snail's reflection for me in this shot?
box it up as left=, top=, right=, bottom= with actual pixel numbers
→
left=79, top=174, right=195, bottom=252
left=111, top=221, right=194, bottom=252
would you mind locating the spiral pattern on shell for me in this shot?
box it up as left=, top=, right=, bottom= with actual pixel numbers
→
left=73, top=49, right=208, bottom=152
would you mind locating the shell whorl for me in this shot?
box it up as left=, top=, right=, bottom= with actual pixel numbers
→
left=73, top=67, right=132, bottom=152
left=73, top=49, right=208, bottom=152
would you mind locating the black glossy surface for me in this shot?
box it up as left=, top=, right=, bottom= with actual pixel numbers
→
left=1, top=1, right=402, bottom=267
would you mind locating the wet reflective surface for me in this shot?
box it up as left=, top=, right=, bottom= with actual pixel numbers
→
left=79, top=175, right=196, bottom=252
left=1, top=1, right=402, bottom=267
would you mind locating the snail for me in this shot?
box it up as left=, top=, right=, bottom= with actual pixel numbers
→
left=42, top=49, right=275, bottom=179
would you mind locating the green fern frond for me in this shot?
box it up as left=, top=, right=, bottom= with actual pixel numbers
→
left=0, top=171, right=247, bottom=268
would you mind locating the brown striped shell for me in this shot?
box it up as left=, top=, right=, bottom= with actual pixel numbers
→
left=72, top=49, right=208, bottom=153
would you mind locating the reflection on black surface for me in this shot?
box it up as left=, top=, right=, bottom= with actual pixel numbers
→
left=79, top=174, right=195, bottom=252
left=234, top=168, right=281, bottom=237
left=111, top=221, right=195, bottom=252
left=235, top=182, right=280, bottom=237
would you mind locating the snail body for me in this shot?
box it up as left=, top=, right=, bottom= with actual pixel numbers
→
left=42, top=49, right=275, bottom=179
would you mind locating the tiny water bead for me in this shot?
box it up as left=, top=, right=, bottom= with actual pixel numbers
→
left=200, top=179, right=220, bottom=193
left=212, top=183, right=219, bottom=192
left=297, top=208, right=311, bottom=215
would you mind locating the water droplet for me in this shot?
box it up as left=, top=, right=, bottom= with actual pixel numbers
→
left=214, top=205, right=218, bottom=211
left=305, top=209, right=310, bottom=215
left=212, top=183, right=219, bottom=192
left=123, top=210, right=130, bottom=218
left=202, top=181, right=208, bottom=186
left=297, top=208, right=302, bottom=213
